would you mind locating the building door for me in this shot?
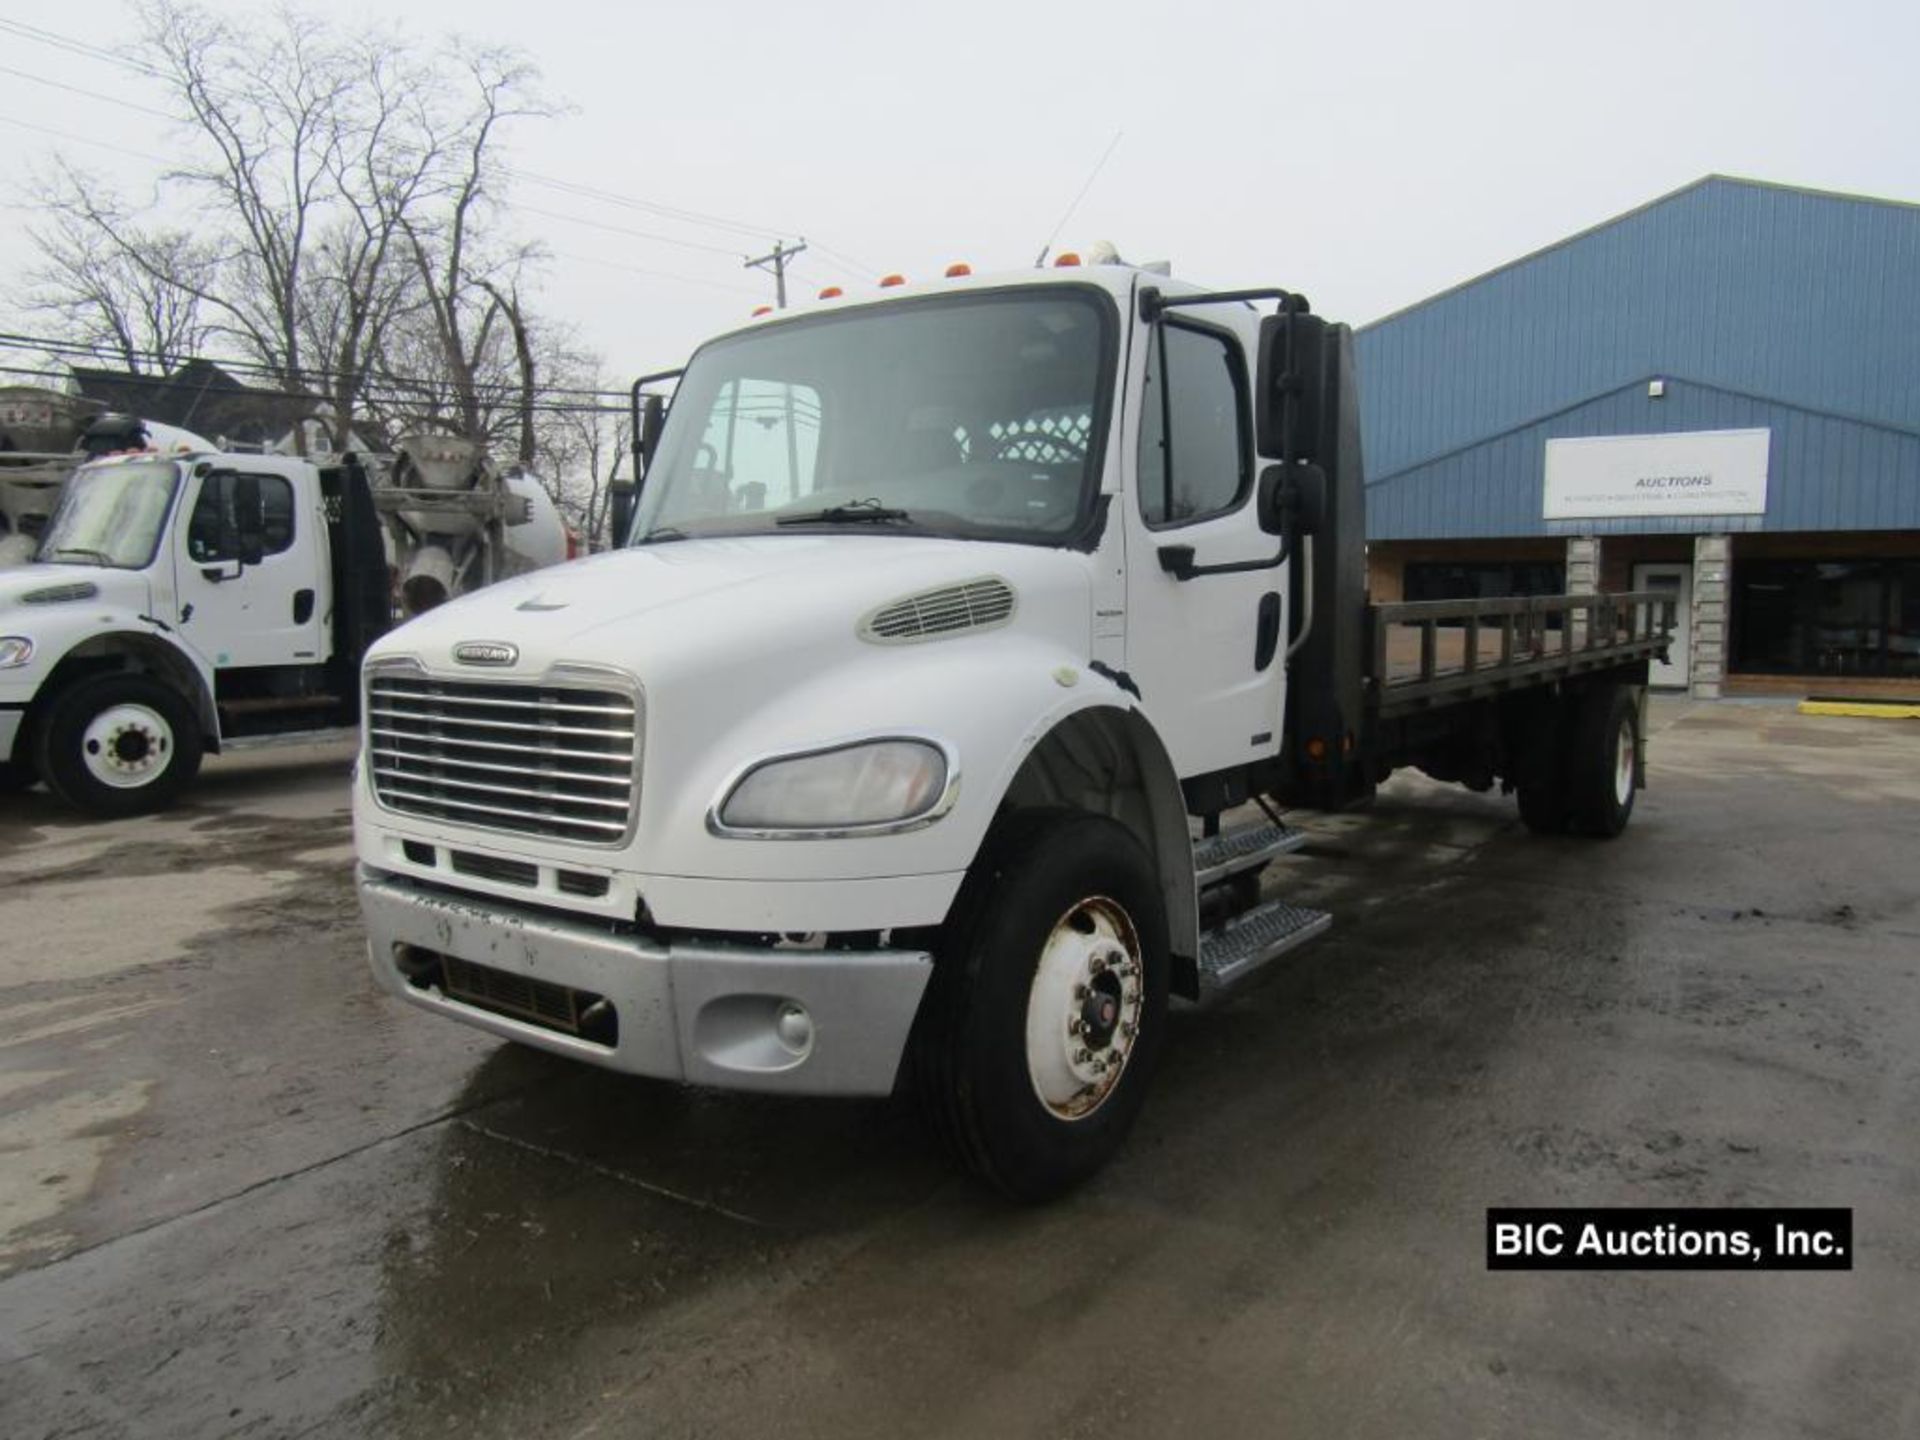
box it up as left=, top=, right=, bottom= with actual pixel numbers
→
left=1634, top=562, right=1692, bottom=688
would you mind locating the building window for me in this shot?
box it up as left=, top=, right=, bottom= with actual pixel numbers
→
left=1138, top=322, right=1251, bottom=527
left=1403, top=562, right=1567, bottom=603
left=1733, top=558, right=1920, bottom=679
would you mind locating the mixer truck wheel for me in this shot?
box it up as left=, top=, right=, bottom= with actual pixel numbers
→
left=35, top=673, right=203, bottom=818
left=911, top=809, right=1171, bottom=1203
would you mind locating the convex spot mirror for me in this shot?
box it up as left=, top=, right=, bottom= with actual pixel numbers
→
left=608, top=479, right=636, bottom=546
left=1256, top=463, right=1328, bottom=538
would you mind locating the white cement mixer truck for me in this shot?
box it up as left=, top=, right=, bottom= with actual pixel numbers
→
left=0, top=431, right=571, bottom=814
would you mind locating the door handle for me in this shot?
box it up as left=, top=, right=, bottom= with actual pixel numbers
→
left=1254, top=592, right=1282, bottom=670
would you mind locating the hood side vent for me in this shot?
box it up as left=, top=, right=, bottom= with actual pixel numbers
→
left=21, top=581, right=100, bottom=605
left=862, top=577, right=1016, bottom=644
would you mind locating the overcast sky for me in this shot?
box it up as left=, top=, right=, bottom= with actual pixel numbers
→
left=4, top=0, right=1917, bottom=385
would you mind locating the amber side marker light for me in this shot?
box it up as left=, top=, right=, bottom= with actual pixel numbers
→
left=751, top=304, right=774, bottom=317
left=818, top=286, right=844, bottom=299
left=1053, top=252, right=1082, bottom=267
left=878, top=273, right=907, bottom=287
left=945, top=262, right=972, bottom=277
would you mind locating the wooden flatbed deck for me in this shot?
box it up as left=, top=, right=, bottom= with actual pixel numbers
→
left=1368, top=590, right=1676, bottom=718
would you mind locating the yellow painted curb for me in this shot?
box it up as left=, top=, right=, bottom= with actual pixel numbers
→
left=1797, top=700, right=1920, bottom=719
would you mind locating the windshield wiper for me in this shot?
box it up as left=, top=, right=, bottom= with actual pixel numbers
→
left=776, top=499, right=912, bottom=527
left=636, top=526, right=688, bottom=544
left=51, top=546, right=113, bottom=565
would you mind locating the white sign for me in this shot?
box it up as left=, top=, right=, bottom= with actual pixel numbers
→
left=1543, top=428, right=1770, bottom=520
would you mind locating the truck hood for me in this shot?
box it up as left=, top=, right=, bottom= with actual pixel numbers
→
left=0, top=561, right=150, bottom=615
left=368, top=534, right=1094, bottom=681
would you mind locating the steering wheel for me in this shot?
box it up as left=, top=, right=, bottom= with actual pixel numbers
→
left=986, top=431, right=1087, bottom=465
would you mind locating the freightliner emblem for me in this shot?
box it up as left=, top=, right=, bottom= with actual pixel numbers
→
left=453, top=641, right=518, bottom=666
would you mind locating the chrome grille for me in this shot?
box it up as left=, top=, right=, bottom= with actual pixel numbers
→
left=366, top=672, right=638, bottom=845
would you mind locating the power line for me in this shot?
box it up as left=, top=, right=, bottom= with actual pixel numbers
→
left=0, top=361, right=625, bottom=416
left=0, top=332, right=636, bottom=404
left=0, top=63, right=174, bottom=120
left=0, top=111, right=171, bottom=166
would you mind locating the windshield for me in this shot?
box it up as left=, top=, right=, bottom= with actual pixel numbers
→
left=37, top=460, right=181, bottom=569
left=631, top=287, right=1116, bottom=545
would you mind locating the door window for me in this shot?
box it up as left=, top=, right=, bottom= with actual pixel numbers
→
left=186, top=473, right=295, bottom=563
left=1139, top=323, right=1251, bottom=527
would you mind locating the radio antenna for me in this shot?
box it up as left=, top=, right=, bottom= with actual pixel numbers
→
left=1033, top=130, right=1124, bottom=268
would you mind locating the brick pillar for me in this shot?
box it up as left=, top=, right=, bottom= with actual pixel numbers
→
left=1566, top=535, right=1602, bottom=647
left=1565, top=535, right=1602, bottom=594
left=1691, top=534, right=1729, bottom=699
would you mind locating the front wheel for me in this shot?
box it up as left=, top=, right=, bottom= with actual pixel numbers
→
left=35, top=673, right=204, bottom=818
left=912, top=810, right=1171, bottom=1202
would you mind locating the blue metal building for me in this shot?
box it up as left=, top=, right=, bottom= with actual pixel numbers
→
left=1355, top=176, right=1920, bottom=697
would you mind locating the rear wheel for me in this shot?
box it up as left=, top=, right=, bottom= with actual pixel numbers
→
left=912, top=810, right=1171, bottom=1202
left=35, top=673, right=204, bottom=818
left=1567, top=685, right=1639, bottom=838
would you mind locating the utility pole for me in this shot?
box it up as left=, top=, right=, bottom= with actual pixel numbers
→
left=744, top=238, right=807, bottom=309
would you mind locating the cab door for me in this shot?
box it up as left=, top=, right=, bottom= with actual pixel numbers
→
left=1122, top=311, right=1287, bottom=779
left=171, top=467, right=326, bottom=672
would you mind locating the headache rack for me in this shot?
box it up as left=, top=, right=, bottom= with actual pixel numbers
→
left=1368, top=590, right=1677, bottom=718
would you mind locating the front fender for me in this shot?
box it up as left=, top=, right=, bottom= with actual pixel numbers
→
left=632, top=631, right=1151, bottom=889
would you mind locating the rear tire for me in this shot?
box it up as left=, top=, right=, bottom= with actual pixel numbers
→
left=912, top=809, right=1171, bottom=1202
left=35, top=673, right=204, bottom=818
left=1515, top=707, right=1570, bottom=836
left=1567, top=685, right=1639, bottom=838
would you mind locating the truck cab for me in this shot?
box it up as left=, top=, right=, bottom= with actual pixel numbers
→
left=0, top=449, right=389, bottom=812
left=354, top=261, right=1668, bottom=1198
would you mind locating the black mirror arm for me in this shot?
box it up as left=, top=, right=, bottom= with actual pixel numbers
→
left=1157, top=515, right=1297, bottom=582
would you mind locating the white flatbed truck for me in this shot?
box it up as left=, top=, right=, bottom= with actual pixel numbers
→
left=352, top=261, right=1673, bottom=1198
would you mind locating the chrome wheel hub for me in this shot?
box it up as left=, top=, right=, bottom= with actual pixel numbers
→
left=82, top=704, right=173, bottom=789
left=1025, top=896, right=1145, bottom=1121
left=1614, top=719, right=1635, bottom=807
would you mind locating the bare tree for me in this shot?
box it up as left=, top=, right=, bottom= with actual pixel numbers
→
left=18, top=0, right=558, bottom=457
left=21, top=175, right=215, bottom=373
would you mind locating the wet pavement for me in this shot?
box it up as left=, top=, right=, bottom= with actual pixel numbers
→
left=2, top=700, right=1917, bottom=1438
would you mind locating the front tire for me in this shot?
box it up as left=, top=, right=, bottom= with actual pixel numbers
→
left=913, top=810, right=1171, bottom=1202
left=35, top=673, right=204, bottom=818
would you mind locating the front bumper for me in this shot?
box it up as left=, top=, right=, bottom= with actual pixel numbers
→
left=358, top=869, right=933, bottom=1096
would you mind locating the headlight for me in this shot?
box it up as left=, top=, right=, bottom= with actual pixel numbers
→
left=0, top=637, right=33, bottom=668
left=713, top=738, right=954, bottom=836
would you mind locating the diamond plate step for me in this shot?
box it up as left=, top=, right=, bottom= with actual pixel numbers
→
left=1193, top=822, right=1309, bottom=889
left=1197, top=898, right=1332, bottom=994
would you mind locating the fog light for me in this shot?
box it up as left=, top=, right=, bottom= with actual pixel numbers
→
left=775, top=1001, right=813, bottom=1054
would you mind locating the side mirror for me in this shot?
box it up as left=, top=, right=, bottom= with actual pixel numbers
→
left=608, top=479, right=636, bottom=546
left=1256, top=462, right=1327, bottom=538
left=1255, top=307, right=1328, bottom=464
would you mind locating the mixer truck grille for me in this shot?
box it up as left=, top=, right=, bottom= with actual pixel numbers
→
left=366, top=674, right=639, bottom=846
